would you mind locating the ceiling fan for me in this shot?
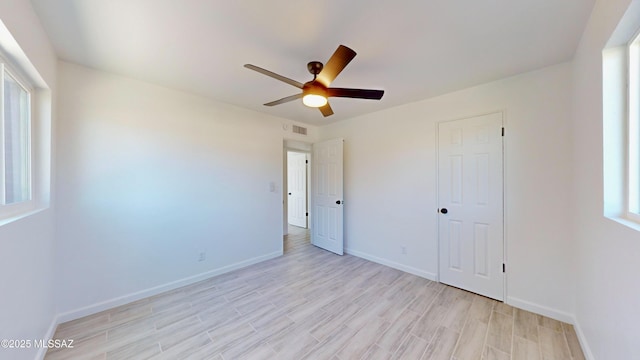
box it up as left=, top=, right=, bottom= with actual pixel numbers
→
left=244, top=45, right=384, bottom=117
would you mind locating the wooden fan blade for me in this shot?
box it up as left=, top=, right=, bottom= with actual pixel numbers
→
left=316, top=45, right=357, bottom=87
left=327, top=88, right=384, bottom=100
left=244, top=64, right=304, bottom=89
left=319, top=102, right=334, bottom=117
left=264, top=93, right=303, bottom=106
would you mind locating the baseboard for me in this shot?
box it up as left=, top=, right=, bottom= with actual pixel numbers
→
left=36, top=314, right=61, bottom=360
left=345, top=247, right=437, bottom=281
left=506, top=296, right=574, bottom=323
left=572, top=317, right=595, bottom=360
left=56, top=251, right=282, bottom=324
left=506, top=298, right=594, bottom=359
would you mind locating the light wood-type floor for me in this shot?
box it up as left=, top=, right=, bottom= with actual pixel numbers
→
left=45, top=226, right=585, bottom=360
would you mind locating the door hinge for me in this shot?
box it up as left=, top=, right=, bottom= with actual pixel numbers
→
left=305, top=160, right=308, bottom=164
left=306, top=212, right=308, bottom=216
left=501, top=127, right=504, bottom=136
left=502, top=263, right=506, bottom=273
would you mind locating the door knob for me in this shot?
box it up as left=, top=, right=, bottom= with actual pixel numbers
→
left=288, top=193, right=292, bottom=195
left=440, top=208, right=448, bottom=214
left=336, top=200, right=342, bottom=205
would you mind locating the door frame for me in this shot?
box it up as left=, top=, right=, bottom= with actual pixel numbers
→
left=283, top=140, right=312, bottom=237
left=435, top=110, right=507, bottom=302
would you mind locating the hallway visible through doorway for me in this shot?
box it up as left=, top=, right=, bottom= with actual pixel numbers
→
left=284, top=225, right=310, bottom=253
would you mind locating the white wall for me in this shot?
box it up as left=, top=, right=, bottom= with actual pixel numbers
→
left=0, top=1, right=57, bottom=360
left=571, top=0, right=640, bottom=359
left=55, top=62, right=316, bottom=318
left=10, top=1, right=639, bottom=358
left=319, top=63, right=575, bottom=320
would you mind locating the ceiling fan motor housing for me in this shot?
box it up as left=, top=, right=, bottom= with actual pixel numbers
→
left=303, top=82, right=327, bottom=97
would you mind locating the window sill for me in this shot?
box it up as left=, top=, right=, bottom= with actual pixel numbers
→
left=605, top=214, right=640, bottom=233
left=0, top=207, right=48, bottom=227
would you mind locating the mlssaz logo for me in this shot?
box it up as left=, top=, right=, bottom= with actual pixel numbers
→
left=34, top=339, right=74, bottom=349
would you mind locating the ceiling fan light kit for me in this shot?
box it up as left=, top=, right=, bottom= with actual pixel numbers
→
left=302, top=81, right=328, bottom=107
left=244, top=45, right=384, bottom=117
left=302, top=94, right=327, bottom=108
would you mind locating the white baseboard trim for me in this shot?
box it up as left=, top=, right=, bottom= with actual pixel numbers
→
left=56, top=251, right=282, bottom=324
left=345, top=247, right=437, bottom=281
left=506, top=296, right=574, bottom=323
left=504, top=298, right=594, bottom=359
left=572, top=317, right=595, bottom=360
left=36, top=314, right=61, bottom=360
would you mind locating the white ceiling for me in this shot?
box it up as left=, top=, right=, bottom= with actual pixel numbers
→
left=30, top=0, right=595, bottom=126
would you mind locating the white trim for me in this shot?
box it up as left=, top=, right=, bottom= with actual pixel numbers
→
left=2, top=63, right=34, bottom=93
left=0, top=207, right=45, bottom=226
left=435, top=119, right=440, bottom=283
left=501, top=109, right=509, bottom=306
left=627, top=32, right=640, bottom=221
left=345, top=247, right=437, bottom=281
left=506, top=296, right=574, bottom=323
left=572, top=318, right=596, bottom=360
left=56, top=251, right=282, bottom=323
left=0, top=63, right=5, bottom=204
left=36, top=315, right=60, bottom=360
left=0, top=19, right=47, bottom=88
left=625, top=211, right=640, bottom=223
left=607, top=214, right=640, bottom=232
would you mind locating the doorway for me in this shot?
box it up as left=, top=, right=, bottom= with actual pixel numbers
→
left=284, top=224, right=311, bottom=253
left=287, top=151, right=309, bottom=228
left=283, top=138, right=345, bottom=255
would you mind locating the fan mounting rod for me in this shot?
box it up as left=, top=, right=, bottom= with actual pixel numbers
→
left=307, top=61, right=323, bottom=79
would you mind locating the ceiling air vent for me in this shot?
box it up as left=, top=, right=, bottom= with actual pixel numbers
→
left=292, top=125, right=307, bottom=135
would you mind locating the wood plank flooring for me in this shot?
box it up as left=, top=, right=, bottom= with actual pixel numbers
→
left=45, top=226, right=585, bottom=359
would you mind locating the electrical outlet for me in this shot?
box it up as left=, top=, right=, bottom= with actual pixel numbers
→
left=401, top=246, right=407, bottom=255
left=198, top=252, right=206, bottom=262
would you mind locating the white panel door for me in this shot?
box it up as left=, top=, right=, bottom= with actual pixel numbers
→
left=438, top=113, right=504, bottom=301
left=311, top=139, right=344, bottom=255
left=287, top=151, right=307, bottom=228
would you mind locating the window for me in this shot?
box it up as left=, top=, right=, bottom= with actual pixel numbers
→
left=629, top=32, right=640, bottom=222
left=0, top=62, right=32, bottom=213
left=0, top=19, right=51, bottom=223
left=603, top=2, right=640, bottom=230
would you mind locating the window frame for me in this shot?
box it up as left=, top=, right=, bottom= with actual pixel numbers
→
left=628, top=31, right=640, bottom=223
left=602, top=0, right=640, bottom=231
left=0, top=57, right=35, bottom=219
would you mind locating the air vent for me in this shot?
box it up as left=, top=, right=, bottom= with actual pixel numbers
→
left=292, top=125, right=307, bottom=135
